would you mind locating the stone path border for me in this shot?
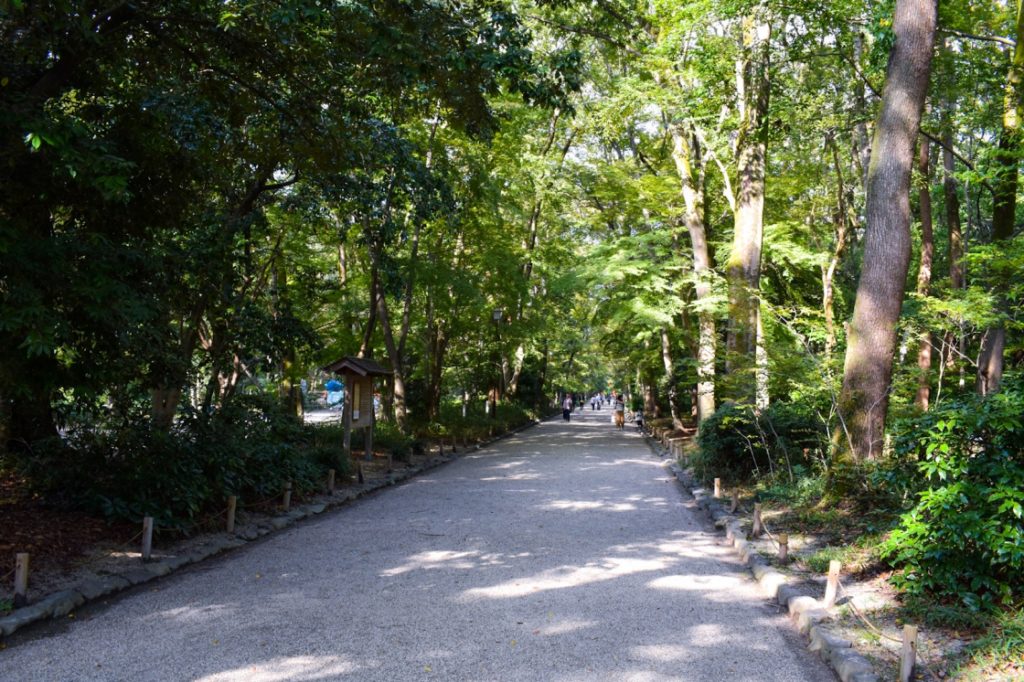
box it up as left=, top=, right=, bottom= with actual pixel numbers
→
left=644, top=433, right=882, bottom=682
left=0, top=418, right=544, bottom=642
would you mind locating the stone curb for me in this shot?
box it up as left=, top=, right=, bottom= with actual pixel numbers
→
left=0, top=419, right=546, bottom=641
left=648, top=435, right=880, bottom=682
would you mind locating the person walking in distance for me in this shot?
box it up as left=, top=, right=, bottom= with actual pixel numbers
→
left=613, top=392, right=626, bottom=430
left=562, top=394, right=574, bottom=422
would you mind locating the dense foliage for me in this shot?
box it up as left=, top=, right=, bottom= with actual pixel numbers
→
left=882, top=382, right=1024, bottom=610
left=3, top=0, right=1024, bottom=618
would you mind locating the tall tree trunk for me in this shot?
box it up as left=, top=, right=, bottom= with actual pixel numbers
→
left=375, top=289, right=407, bottom=432
left=977, top=2, right=1024, bottom=395
left=274, top=257, right=303, bottom=419
left=755, top=308, right=769, bottom=410
left=852, top=29, right=872, bottom=193
left=660, top=327, right=683, bottom=428
left=534, top=338, right=549, bottom=411
left=151, top=168, right=274, bottom=430
left=915, top=138, right=935, bottom=410
left=670, top=126, right=716, bottom=422
left=823, top=134, right=855, bottom=360
left=643, top=370, right=659, bottom=416
left=726, top=9, right=771, bottom=403
left=941, top=76, right=965, bottom=383
left=510, top=123, right=576, bottom=398
left=836, top=0, right=937, bottom=462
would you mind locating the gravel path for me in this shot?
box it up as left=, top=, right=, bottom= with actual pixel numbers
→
left=1, top=409, right=834, bottom=681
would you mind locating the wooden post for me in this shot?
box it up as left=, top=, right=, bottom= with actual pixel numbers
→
left=364, top=410, right=374, bottom=463
left=342, top=379, right=353, bottom=460
left=438, top=440, right=444, bottom=456
left=752, top=503, right=763, bottom=538
left=13, top=553, right=29, bottom=608
left=900, top=624, right=918, bottom=682
left=226, top=496, right=237, bottom=534
left=729, top=489, right=739, bottom=514
left=824, top=559, right=841, bottom=607
left=141, top=517, right=153, bottom=562
left=357, top=462, right=364, bottom=484
left=778, top=533, right=789, bottom=563
left=327, top=469, right=336, bottom=494
left=713, top=478, right=722, bottom=498
left=282, top=481, right=292, bottom=512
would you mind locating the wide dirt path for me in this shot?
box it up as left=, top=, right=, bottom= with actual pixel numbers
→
left=2, top=409, right=834, bottom=681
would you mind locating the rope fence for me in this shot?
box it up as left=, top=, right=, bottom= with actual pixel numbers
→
left=836, top=578, right=940, bottom=680
left=731, top=491, right=939, bottom=681
left=112, top=528, right=146, bottom=553
left=759, top=518, right=782, bottom=550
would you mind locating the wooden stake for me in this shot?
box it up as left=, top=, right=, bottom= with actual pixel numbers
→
left=13, top=553, right=29, bottom=608
left=282, top=481, right=292, bottom=511
left=226, top=496, right=237, bottom=534
left=729, top=489, right=739, bottom=514
left=327, top=469, right=336, bottom=494
left=357, top=462, right=364, bottom=484
left=778, top=533, right=789, bottom=563
left=900, top=624, right=918, bottom=682
left=141, top=517, right=153, bottom=562
left=824, top=559, right=841, bottom=607
left=713, top=478, right=722, bottom=498
left=752, top=503, right=763, bottom=538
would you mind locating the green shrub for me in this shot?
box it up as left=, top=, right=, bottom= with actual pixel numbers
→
left=418, top=401, right=536, bottom=444
left=373, top=421, right=414, bottom=461
left=15, top=394, right=345, bottom=530
left=756, top=465, right=825, bottom=507
left=881, top=379, right=1024, bottom=611
left=694, top=402, right=825, bottom=483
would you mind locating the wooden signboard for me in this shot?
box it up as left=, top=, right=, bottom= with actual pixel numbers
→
left=320, top=356, right=392, bottom=463
left=349, top=376, right=374, bottom=428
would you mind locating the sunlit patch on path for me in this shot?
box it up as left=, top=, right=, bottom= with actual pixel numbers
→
left=0, top=408, right=833, bottom=681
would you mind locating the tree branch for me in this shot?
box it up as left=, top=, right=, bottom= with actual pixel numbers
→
left=939, top=28, right=1015, bottom=48
left=528, top=15, right=641, bottom=57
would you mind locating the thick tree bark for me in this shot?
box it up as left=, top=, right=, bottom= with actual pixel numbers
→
left=837, top=0, right=936, bottom=462
left=977, top=2, right=1024, bottom=395
left=670, top=126, right=716, bottom=422
left=726, top=10, right=771, bottom=403
left=915, top=138, right=935, bottom=410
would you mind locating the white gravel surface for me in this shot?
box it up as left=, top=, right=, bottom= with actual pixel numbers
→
left=1, top=409, right=834, bottom=681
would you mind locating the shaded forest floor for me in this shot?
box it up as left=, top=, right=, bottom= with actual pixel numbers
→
left=727, top=474, right=1020, bottom=680
left=0, top=448, right=435, bottom=618
left=644, top=418, right=1022, bottom=681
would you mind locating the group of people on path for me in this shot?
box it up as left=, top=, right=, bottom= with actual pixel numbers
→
left=561, top=391, right=641, bottom=431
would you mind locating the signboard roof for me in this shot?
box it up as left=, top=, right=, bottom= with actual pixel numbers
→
left=321, top=356, right=392, bottom=377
